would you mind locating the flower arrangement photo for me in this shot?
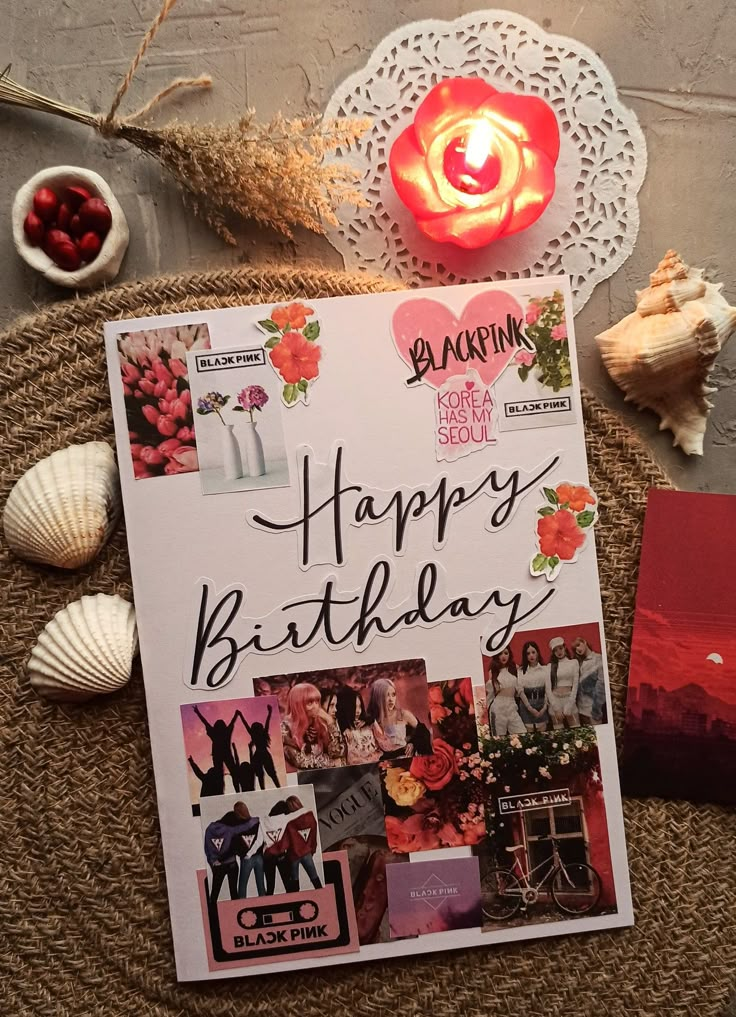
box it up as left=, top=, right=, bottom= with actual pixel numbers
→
left=257, top=302, right=322, bottom=405
left=478, top=724, right=600, bottom=786
left=530, top=481, right=599, bottom=580
left=195, top=384, right=273, bottom=482
left=234, top=384, right=270, bottom=421
left=517, top=290, right=571, bottom=392
left=380, top=678, right=491, bottom=854
left=118, top=323, right=210, bottom=479
left=196, top=391, right=230, bottom=422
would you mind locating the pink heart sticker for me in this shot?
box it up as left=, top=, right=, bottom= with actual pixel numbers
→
left=391, top=290, right=525, bottom=390
left=464, top=381, right=474, bottom=391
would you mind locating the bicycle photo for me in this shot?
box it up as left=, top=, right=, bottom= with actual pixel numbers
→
left=481, top=834, right=602, bottom=923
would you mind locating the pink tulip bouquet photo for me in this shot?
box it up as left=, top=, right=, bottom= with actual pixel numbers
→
left=118, top=323, right=210, bottom=479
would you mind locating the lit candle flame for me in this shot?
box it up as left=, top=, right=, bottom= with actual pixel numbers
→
left=464, top=120, right=494, bottom=171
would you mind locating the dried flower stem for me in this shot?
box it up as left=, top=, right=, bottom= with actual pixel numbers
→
left=0, top=0, right=369, bottom=241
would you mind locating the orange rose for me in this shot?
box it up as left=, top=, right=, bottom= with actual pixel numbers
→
left=537, top=510, right=585, bottom=561
left=271, top=302, right=314, bottom=330
left=428, top=684, right=451, bottom=725
left=555, top=483, right=596, bottom=512
left=269, top=330, right=321, bottom=385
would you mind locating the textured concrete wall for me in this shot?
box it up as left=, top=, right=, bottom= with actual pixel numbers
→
left=1, top=0, right=734, bottom=491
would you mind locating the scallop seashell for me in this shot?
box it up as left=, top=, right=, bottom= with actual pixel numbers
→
left=3, top=442, right=121, bottom=568
left=596, top=251, right=736, bottom=456
left=28, top=594, right=138, bottom=703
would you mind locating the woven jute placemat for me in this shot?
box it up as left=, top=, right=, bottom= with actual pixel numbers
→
left=1, top=266, right=734, bottom=1017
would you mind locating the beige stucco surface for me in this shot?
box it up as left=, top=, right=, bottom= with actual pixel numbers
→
left=1, top=0, right=734, bottom=490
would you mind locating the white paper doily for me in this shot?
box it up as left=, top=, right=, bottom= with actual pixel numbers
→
left=323, top=10, right=648, bottom=312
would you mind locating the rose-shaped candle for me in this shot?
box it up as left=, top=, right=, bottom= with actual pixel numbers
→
left=389, top=77, right=560, bottom=248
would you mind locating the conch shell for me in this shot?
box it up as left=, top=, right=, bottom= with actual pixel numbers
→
left=28, top=593, right=138, bottom=703
left=3, top=442, right=121, bottom=568
left=596, top=251, right=736, bottom=455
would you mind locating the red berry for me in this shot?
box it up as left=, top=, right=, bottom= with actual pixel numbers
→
left=78, top=197, right=112, bottom=235
left=79, top=231, right=102, bottom=262
left=33, top=187, right=60, bottom=223
left=56, top=202, right=71, bottom=231
left=69, top=214, right=84, bottom=238
left=23, top=210, right=45, bottom=245
left=64, top=184, right=92, bottom=210
left=45, top=229, right=82, bottom=271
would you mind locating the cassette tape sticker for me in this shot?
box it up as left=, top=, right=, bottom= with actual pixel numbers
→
left=198, top=786, right=359, bottom=967
left=198, top=852, right=359, bottom=968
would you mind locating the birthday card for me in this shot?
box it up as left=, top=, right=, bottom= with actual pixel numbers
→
left=105, top=277, right=632, bottom=980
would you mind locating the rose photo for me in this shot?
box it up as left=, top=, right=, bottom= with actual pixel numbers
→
left=200, top=786, right=325, bottom=904
left=180, top=696, right=287, bottom=815
left=480, top=621, right=608, bottom=737
left=379, top=677, right=489, bottom=855
left=477, top=726, right=617, bottom=930
left=252, top=658, right=432, bottom=773
left=187, top=344, right=289, bottom=495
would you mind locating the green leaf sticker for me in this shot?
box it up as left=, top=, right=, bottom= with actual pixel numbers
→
left=577, top=510, right=596, bottom=528
left=531, top=553, right=548, bottom=573
left=232, top=406, right=244, bottom=412
left=548, top=556, right=560, bottom=568
left=264, top=336, right=280, bottom=349
left=283, top=383, right=297, bottom=405
left=258, top=319, right=280, bottom=333
left=543, top=487, right=558, bottom=505
left=538, top=506, right=555, bottom=517
left=297, top=379, right=309, bottom=393
left=303, top=321, right=320, bottom=341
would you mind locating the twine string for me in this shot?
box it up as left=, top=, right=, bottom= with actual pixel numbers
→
left=124, top=75, right=212, bottom=123
left=102, top=0, right=184, bottom=133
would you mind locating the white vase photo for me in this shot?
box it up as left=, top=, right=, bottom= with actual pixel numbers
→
left=240, top=420, right=266, bottom=477
left=222, top=423, right=244, bottom=480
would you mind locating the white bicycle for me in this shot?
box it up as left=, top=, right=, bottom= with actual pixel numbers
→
left=481, top=836, right=602, bottom=921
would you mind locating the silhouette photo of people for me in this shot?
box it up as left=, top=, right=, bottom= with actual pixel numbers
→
left=181, top=696, right=286, bottom=814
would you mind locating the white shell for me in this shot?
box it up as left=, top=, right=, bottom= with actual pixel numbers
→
left=28, top=594, right=138, bottom=703
left=596, top=251, right=736, bottom=456
left=3, top=442, right=122, bottom=569
left=12, top=166, right=129, bottom=290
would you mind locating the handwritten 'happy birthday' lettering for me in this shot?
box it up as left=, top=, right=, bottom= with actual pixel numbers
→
left=247, top=444, right=559, bottom=570
left=405, top=313, right=533, bottom=385
left=188, top=561, right=555, bottom=689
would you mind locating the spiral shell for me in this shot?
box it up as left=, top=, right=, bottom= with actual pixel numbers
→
left=28, top=594, right=138, bottom=703
left=3, top=442, right=121, bottom=568
left=596, top=251, right=736, bottom=455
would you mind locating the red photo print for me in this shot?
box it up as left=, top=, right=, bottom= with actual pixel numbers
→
left=622, top=490, right=736, bottom=805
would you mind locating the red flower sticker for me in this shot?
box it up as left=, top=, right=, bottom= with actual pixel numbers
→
left=389, top=77, right=560, bottom=248
left=531, top=482, right=598, bottom=580
left=271, top=302, right=315, bottom=331
left=258, top=305, right=323, bottom=406
left=537, top=510, right=585, bottom=560
left=269, top=330, right=321, bottom=385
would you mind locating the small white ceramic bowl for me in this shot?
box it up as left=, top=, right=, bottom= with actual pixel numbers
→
left=12, top=166, right=129, bottom=290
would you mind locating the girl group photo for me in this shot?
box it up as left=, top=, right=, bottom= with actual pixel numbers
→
left=484, top=623, right=606, bottom=736
left=201, top=787, right=324, bottom=903
left=181, top=696, right=287, bottom=812
left=253, top=658, right=433, bottom=772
